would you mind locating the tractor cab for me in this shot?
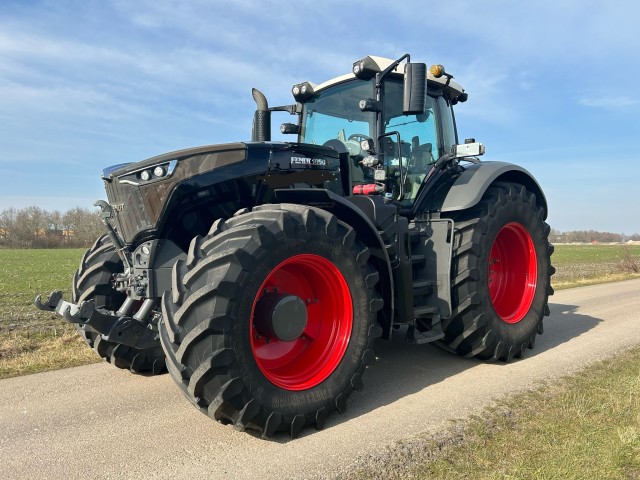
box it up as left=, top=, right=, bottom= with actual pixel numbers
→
left=284, top=55, right=472, bottom=205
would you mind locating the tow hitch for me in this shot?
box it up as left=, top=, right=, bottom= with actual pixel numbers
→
left=35, top=291, right=159, bottom=350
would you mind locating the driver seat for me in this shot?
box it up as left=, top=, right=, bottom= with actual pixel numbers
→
left=413, top=141, right=435, bottom=171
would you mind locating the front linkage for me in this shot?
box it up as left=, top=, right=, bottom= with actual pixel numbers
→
left=35, top=200, right=161, bottom=350
left=35, top=290, right=159, bottom=350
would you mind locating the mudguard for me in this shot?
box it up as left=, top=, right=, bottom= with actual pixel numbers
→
left=441, top=161, right=548, bottom=217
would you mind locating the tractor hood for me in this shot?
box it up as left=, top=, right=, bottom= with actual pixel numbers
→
left=101, top=142, right=343, bottom=247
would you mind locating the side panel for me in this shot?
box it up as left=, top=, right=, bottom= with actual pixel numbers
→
left=159, top=143, right=346, bottom=251
left=440, top=161, right=548, bottom=217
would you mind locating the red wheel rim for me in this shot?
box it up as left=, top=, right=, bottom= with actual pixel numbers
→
left=488, top=222, right=537, bottom=324
left=250, top=254, right=353, bottom=391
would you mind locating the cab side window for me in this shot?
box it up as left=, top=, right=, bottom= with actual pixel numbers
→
left=384, top=94, right=439, bottom=202
left=437, top=96, right=457, bottom=157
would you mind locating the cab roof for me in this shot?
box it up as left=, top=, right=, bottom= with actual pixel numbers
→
left=313, top=56, right=466, bottom=101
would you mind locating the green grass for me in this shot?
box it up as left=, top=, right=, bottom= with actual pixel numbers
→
left=344, top=347, right=640, bottom=479
left=553, top=243, right=640, bottom=266
left=423, top=347, right=640, bottom=479
left=0, top=248, right=85, bottom=309
left=0, top=248, right=99, bottom=379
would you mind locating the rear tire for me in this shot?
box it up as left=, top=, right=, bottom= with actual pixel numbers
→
left=159, top=204, right=382, bottom=437
left=73, top=235, right=166, bottom=374
left=443, top=182, right=554, bottom=361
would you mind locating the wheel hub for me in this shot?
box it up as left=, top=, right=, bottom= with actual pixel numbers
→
left=250, top=253, right=353, bottom=391
left=254, top=292, right=308, bottom=342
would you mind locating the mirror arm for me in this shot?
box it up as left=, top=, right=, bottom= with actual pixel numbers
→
left=375, top=54, right=410, bottom=88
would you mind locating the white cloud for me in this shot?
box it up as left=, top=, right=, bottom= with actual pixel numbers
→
left=0, top=79, right=153, bottom=119
left=579, top=96, right=639, bottom=108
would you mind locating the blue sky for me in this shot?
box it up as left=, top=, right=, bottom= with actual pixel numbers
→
left=1, top=0, right=639, bottom=233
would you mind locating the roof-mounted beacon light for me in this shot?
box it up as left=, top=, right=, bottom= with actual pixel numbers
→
left=429, top=63, right=455, bottom=88
left=429, top=64, right=446, bottom=78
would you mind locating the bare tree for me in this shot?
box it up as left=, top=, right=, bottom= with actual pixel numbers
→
left=0, top=206, right=104, bottom=248
left=13, top=206, right=48, bottom=247
left=0, top=208, right=18, bottom=247
left=62, top=207, right=103, bottom=247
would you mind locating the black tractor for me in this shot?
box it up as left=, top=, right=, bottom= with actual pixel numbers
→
left=37, top=54, right=554, bottom=438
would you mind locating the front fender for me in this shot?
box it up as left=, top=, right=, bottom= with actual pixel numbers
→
left=441, top=161, right=548, bottom=218
left=274, top=188, right=394, bottom=337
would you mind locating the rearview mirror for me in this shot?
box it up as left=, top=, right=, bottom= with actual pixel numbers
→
left=403, top=63, right=427, bottom=115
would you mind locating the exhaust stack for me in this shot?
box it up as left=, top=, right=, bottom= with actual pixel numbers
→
left=251, top=88, right=271, bottom=142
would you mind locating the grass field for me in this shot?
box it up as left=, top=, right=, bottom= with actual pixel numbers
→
left=0, top=248, right=99, bottom=378
left=425, top=348, right=640, bottom=479
left=552, top=243, right=640, bottom=289
left=347, top=346, right=640, bottom=479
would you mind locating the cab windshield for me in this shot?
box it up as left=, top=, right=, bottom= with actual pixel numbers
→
left=299, top=77, right=445, bottom=205
left=300, top=79, right=375, bottom=146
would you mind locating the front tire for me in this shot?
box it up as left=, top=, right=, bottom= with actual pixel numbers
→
left=442, top=182, right=554, bottom=361
left=159, top=204, right=382, bottom=437
left=73, top=235, right=166, bottom=374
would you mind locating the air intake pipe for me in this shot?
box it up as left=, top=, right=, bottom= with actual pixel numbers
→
left=251, top=88, right=271, bottom=142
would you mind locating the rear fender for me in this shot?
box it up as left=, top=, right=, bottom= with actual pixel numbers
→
left=441, top=161, right=548, bottom=217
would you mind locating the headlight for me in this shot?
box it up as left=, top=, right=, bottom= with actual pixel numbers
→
left=117, top=159, right=178, bottom=186
left=291, top=82, right=315, bottom=102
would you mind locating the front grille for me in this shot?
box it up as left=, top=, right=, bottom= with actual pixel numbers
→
left=104, top=179, right=153, bottom=244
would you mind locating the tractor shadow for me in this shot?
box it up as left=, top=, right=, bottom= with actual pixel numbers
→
left=268, top=302, right=601, bottom=442
left=343, top=302, right=600, bottom=424
left=261, top=303, right=600, bottom=442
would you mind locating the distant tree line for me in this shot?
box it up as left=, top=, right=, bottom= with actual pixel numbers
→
left=550, top=228, right=640, bottom=244
left=1, top=206, right=639, bottom=248
left=0, top=206, right=104, bottom=248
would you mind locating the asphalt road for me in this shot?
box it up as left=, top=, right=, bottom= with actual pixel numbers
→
left=1, top=279, right=639, bottom=480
